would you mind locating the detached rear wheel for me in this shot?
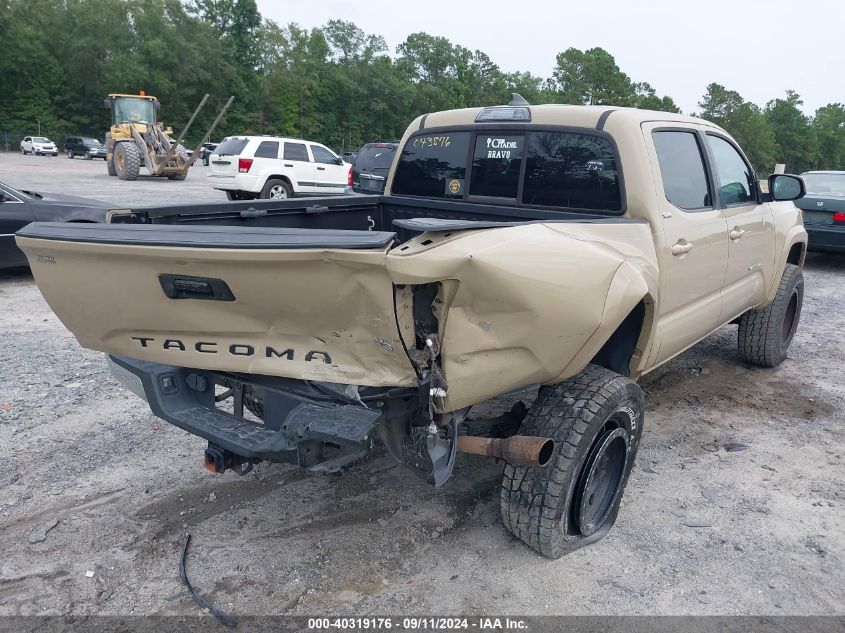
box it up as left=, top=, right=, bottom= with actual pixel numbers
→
left=501, top=364, right=644, bottom=559
left=738, top=264, right=803, bottom=367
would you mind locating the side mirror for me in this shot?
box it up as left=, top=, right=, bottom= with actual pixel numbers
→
left=769, top=174, right=805, bottom=201
left=335, top=156, right=344, bottom=165
left=103, top=98, right=111, bottom=109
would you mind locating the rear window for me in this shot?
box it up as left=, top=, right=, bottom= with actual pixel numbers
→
left=470, top=134, right=524, bottom=198
left=284, top=142, right=309, bottom=162
left=392, top=129, right=622, bottom=212
left=215, top=138, right=249, bottom=156
left=354, top=144, right=397, bottom=171
left=254, top=141, right=279, bottom=159
left=523, top=132, right=621, bottom=211
left=392, top=133, right=471, bottom=198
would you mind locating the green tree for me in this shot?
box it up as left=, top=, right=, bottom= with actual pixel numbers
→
left=698, top=83, right=777, bottom=172
left=811, top=103, right=845, bottom=170
left=550, top=47, right=635, bottom=106
left=764, top=91, right=818, bottom=173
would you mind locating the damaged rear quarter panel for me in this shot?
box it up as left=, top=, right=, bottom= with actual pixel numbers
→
left=386, top=222, right=658, bottom=411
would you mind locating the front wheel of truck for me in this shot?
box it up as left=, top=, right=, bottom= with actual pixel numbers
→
left=737, top=263, right=803, bottom=367
left=500, top=364, right=644, bottom=559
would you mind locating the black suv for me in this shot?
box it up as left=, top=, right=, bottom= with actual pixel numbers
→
left=64, top=136, right=107, bottom=160
left=350, top=141, right=399, bottom=194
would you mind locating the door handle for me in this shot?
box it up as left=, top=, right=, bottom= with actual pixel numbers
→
left=729, top=227, right=746, bottom=240
left=671, top=240, right=693, bottom=256
left=317, top=166, right=326, bottom=171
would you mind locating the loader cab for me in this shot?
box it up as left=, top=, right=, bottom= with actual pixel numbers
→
left=104, top=94, right=159, bottom=127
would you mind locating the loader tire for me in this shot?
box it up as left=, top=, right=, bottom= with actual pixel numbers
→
left=114, top=142, right=141, bottom=181
left=107, top=158, right=117, bottom=176
left=737, top=264, right=803, bottom=367
left=501, top=364, right=644, bottom=559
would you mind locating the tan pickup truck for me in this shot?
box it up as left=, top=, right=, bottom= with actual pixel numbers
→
left=16, top=97, right=808, bottom=558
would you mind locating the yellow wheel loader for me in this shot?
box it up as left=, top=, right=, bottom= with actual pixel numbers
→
left=104, top=92, right=233, bottom=181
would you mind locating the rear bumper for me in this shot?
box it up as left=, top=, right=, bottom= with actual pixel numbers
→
left=206, top=173, right=262, bottom=192
left=107, top=355, right=389, bottom=466
left=806, top=224, right=845, bottom=254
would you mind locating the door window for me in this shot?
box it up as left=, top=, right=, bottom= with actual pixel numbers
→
left=253, top=141, right=279, bottom=159
left=652, top=131, right=712, bottom=211
left=705, top=135, right=756, bottom=206
left=310, top=145, right=338, bottom=165
left=283, top=142, right=309, bottom=162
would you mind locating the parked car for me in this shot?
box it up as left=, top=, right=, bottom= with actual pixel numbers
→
left=16, top=100, right=808, bottom=558
left=0, top=181, right=111, bottom=269
left=20, top=136, right=58, bottom=156
left=796, top=171, right=845, bottom=253
left=64, top=136, right=107, bottom=160
left=349, top=141, right=399, bottom=194
left=206, top=136, right=350, bottom=200
left=198, top=142, right=219, bottom=167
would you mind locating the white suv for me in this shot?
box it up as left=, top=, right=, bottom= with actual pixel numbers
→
left=206, top=136, right=351, bottom=200
left=20, top=136, right=58, bottom=156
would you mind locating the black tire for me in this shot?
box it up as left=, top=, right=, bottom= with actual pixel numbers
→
left=107, top=158, right=117, bottom=176
left=21, top=147, right=26, bottom=155
left=114, top=142, right=141, bottom=181
left=737, top=264, right=803, bottom=367
left=67, top=150, right=74, bottom=159
left=260, top=178, right=292, bottom=200
left=84, top=151, right=91, bottom=160
left=501, top=364, right=644, bottom=559
left=202, top=156, right=209, bottom=167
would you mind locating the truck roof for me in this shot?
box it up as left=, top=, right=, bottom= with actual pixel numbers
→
left=417, top=104, right=721, bottom=133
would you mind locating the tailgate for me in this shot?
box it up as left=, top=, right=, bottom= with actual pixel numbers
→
left=16, top=222, right=417, bottom=387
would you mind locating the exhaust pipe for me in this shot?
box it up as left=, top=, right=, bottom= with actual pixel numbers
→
left=457, top=435, right=555, bottom=468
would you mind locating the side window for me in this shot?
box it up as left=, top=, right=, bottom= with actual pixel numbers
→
left=253, top=141, right=279, bottom=159
left=283, top=142, right=309, bottom=162
left=706, top=135, right=755, bottom=206
left=652, top=131, right=712, bottom=211
left=310, top=145, right=338, bottom=165
left=469, top=134, right=524, bottom=198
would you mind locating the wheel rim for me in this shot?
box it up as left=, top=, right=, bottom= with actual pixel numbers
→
left=782, top=290, right=799, bottom=345
left=115, top=151, right=124, bottom=171
left=574, top=423, right=629, bottom=536
left=269, top=185, right=287, bottom=199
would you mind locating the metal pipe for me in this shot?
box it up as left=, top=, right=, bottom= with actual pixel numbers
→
left=186, top=95, right=235, bottom=168
left=162, top=93, right=209, bottom=165
left=457, top=434, right=554, bottom=468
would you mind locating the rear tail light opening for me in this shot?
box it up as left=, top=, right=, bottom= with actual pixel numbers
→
left=238, top=158, right=253, bottom=173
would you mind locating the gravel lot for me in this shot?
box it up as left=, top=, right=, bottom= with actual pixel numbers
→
left=0, top=152, right=843, bottom=617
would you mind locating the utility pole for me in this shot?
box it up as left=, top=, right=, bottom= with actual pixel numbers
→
left=37, top=119, right=41, bottom=135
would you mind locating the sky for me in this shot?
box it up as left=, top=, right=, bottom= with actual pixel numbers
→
left=256, top=0, right=843, bottom=115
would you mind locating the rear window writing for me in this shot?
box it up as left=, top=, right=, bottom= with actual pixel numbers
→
left=470, top=134, right=524, bottom=198
left=215, top=138, right=248, bottom=156
left=522, top=133, right=622, bottom=211
left=392, top=132, right=470, bottom=198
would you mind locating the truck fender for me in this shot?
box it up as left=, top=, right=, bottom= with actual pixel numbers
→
left=555, top=260, right=654, bottom=381
left=767, top=223, right=808, bottom=304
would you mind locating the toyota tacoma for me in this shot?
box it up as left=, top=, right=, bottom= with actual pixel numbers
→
left=16, top=97, right=808, bottom=557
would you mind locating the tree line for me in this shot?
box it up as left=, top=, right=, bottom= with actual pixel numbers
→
left=1, top=0, right=842, bottom=173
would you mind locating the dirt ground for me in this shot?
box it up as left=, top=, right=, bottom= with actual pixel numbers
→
left=0, top=152, right=843, bottom=617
